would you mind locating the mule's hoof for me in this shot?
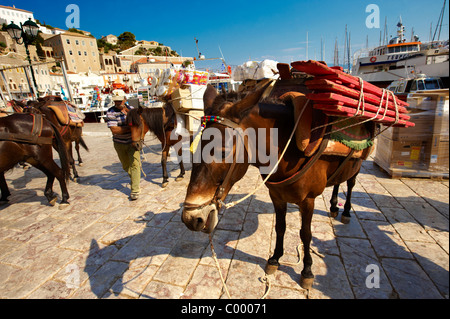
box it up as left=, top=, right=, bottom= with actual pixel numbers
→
left=341, top=215, right=351, bottom=224
left=72, top=177, right=79, bottom=183
left=59, top=202, right=70, bottom=210
left=49, top=197, right=58, bottom=206
left=265, top=260, right=279, bottom=275
left=330, top=208, right=339, bottom=218
left=162, top=181, right=169, bottom=188
left=300, top=276, right=315, bottom=290
left=78, top=163, right=84, bottom=167
left=175, top=176, right=184, bottom=182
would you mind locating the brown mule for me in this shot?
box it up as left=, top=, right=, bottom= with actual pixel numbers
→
left=181, top=84, right=368, bottom=289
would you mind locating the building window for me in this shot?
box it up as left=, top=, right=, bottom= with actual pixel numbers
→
left=82, top=40, right=85, bottom=46
left=66, top=39, right=70, bottom=44
left=84, top=51, right=87, bottom=56
left=69, top=50, right=73, bottom=55
left=75, top=40, right=79, bottom=45
left=78, top=51, right=81, bottom=56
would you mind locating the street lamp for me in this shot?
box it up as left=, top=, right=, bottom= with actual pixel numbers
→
left=6, top=18, right=40, bottom=98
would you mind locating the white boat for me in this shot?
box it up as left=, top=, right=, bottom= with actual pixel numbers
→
left=385, top=74, right=445, bottom=102
left=352, top=20, right=449, bottom=88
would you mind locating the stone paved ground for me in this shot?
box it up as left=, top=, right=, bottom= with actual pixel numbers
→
left=0, top=123, right=448, bottom=299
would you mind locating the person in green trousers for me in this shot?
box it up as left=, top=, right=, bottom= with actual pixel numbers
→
left=105, top=95, right=141, bottom=200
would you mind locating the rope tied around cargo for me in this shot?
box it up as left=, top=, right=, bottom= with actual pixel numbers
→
left=310, top=77, right=401, bottom=140
left=168, top=85, right=207, bottom=103
left=372, top=88, right=400, bottom=139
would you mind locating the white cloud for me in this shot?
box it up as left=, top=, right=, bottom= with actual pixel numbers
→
left=282, top=47, right=304, bottom=52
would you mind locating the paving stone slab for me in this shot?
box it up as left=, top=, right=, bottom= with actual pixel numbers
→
left=381, top=258, right=443, bottom=299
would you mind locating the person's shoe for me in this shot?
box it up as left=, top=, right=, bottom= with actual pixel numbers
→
left=130, top=193, right=139, bottom=200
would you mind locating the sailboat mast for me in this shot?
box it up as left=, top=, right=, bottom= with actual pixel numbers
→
left=334, top=38, right=339, bottom=67
left=306, top=31, right=309, bottom=60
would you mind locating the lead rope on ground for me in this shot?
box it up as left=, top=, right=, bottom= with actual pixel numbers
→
left=209, top=233, right=274, bottom=299
left=209, top=234, right=231, bottom=299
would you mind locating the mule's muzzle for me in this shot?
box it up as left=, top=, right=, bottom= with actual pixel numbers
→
left=132, top=140, right=143, bottom=151
left=182, top=203, right=218, bottom=234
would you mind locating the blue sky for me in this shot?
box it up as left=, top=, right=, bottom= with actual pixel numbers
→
left=2, top=0, right=449, bottom=68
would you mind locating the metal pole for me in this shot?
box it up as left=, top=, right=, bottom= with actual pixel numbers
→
left=23, top=65, right=37, bottom=99
left=0, top=81, right=7, bottom=104
left=24, top=42, right=39, bottom=99
left=0, top=70, right=13, bottom=101
left=60, top=59, right=73, bottom=102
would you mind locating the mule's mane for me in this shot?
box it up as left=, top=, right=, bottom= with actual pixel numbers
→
left=208, top=91, right=245, bottom=116
left=210, top=90, right=287, bottom=121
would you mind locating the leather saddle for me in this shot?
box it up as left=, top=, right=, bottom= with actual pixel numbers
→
left=47, top=102, right=84, bottom=127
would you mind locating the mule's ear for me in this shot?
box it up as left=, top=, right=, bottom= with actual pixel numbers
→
left=203, top=84, right=217, bottom=110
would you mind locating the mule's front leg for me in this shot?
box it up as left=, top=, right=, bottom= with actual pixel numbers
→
left=299, top=197, right=315, bottom=289
left=161, top=149, right=169, bottom=188
left=265, top=198, right=287, bottom=275
left=175, top=147, right=185, bottom=182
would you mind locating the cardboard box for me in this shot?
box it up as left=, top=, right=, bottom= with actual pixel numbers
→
left=171, top=88, right=192, bottom=112
left=374, top=90, right=449, bottom=178
left=185, top=109, right=204, bottom=133
left=375, top=136, right=430, bottom=171
left=171, top=84, right=206, bottom=112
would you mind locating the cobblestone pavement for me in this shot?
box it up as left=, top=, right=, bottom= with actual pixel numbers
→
left=0, top=123, right=448, bottom=299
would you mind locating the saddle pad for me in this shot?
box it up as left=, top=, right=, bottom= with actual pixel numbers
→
left=324, top=140, right=374, bottom=160
left=329, top=117, right=374, bottom=151
left=66, top=104, right=85, bottom=125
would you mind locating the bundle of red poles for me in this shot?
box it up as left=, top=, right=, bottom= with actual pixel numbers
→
left=291, top=60, right=415, bottom=128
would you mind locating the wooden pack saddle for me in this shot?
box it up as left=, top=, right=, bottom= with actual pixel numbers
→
left=280, top=91, right=374, bottom=160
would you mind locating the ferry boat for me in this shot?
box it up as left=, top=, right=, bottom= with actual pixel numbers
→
left=352, top=20, right=449, bottom=88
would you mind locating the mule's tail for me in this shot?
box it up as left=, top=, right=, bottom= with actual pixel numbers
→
left=48, top=121, right=71, bottom=181
left=79, top=136, right=89, bottom=152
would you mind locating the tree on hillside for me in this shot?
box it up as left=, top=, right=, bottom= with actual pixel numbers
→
left=117, top=31, right=136, bottom=50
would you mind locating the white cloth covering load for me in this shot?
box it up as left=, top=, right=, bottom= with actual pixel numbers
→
left=232, top=59, right=279, bottom=81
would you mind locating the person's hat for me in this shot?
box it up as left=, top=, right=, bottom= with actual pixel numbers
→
left=112, top=95, right=125, bottom=102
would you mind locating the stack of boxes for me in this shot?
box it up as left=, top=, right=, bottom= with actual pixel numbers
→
left=374, top=89, right=449, bottom=178
left=171, top=84, right=206, bottom=133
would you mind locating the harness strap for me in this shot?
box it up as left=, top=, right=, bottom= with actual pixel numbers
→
left=264, top=135, right=330, bottom=187
left=0, top=114, right=53, bottom=145
left=0, top=132, right=53, bottom=145
left=326, top=149, right=356, bottom=184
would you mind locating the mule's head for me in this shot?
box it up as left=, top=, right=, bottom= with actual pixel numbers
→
left=127, top=106, right=146, bottom=151
left=182, top=84, right=269, bottom=233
